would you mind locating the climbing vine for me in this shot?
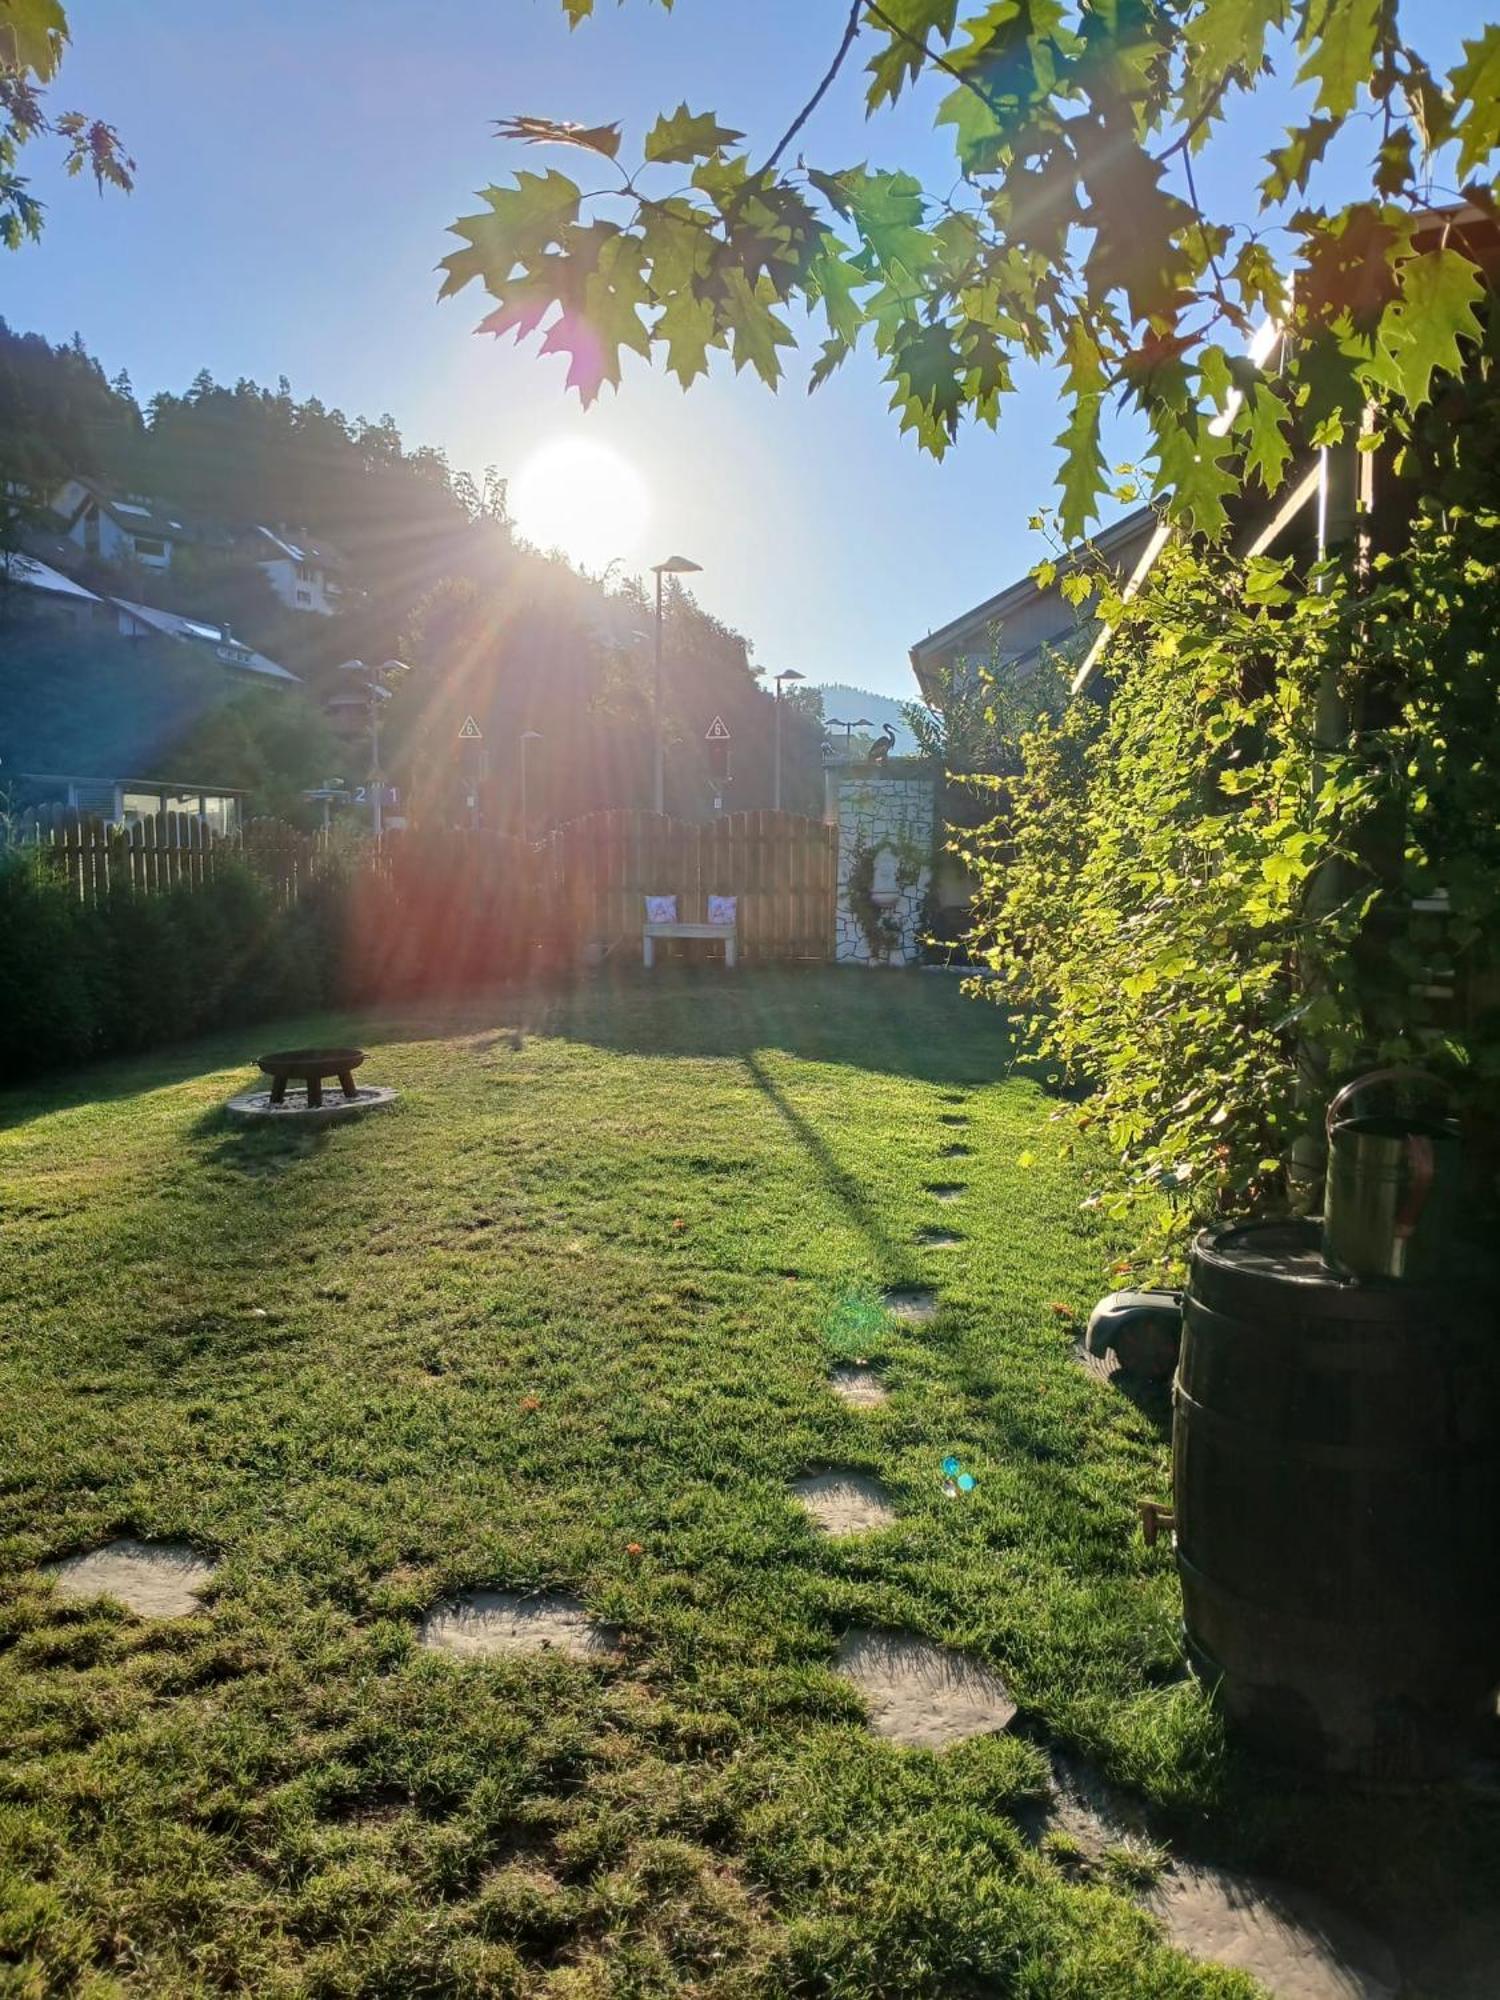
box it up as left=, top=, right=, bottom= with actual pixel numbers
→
left=964, top=493, right=1500, bottom=1260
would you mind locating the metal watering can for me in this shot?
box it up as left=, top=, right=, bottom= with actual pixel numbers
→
left=1321, top=1067, right=1460, bottom=1283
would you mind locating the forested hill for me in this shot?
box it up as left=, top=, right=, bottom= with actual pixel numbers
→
left=0, top=321, right=825, bottom=825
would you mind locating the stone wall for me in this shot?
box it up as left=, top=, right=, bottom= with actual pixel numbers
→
left=834, top=768, right=937, bottom=966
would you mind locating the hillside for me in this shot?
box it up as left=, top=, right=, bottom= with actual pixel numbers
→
left=807, top=682, right=922, bottom=753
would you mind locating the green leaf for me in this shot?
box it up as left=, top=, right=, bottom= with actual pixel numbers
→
left=720, top=267, right=795, bottom=387
left=1295, top=0, right=1382, bottom=119
left=439, top=169, right=583, bottom=301
left=1450, top=27, right=1500, bottom=179
left=1055, top=391, right=1104, bottom=544
left=1371, top=248, right=1485, bottom=410
left=1261, top=116, right=1339, bottom=205
left=1243, top=380, right=1293, bottom=495
left=866, top=0, right=960, bottom=111
left=0, top=0, right=68, bottom=79
left=655, top=287, right=718, bottom=387
left=643, top=104, right=744, bottom=165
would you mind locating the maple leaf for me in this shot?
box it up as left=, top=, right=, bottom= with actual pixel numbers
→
left=1154, top=411, right=1237, bottom=537
left=643, top=104, right=743, bottom=165
left=0, top=0, right=67, bottom=80
left=655, top=286, right=719, bottom=386
left=1449, top=26, right=1500, bottom=179
left=1370, top=248, right=1485, bottom=411
left=889, top=319, right=965, bottom=453
left=720, top=267, right=794, bottom=386
left=494, top=114, right=621, bottom=160
left=1055, top=390, right=1104, bottom=544
left=867, top=1, right=961, bottom=112
left=1295, top=0, right=1382, bottom=120
left=1242, top=379, right=1293, bottom=495
left=439, top=170, right=583, bottom=300
left=1261, top=116, right=1338, bottom=205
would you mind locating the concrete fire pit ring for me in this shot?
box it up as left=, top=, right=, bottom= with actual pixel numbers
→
left=225, top=1083, right=399, bottom=1125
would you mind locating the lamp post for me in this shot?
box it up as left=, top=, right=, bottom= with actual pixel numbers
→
left=650, top=555, right=701, bottom=813
left=772, top=668, right=805, bottom=811
left=335, top=657, right=408, bottom=837
left=826, top=716, right=872, bottom=760
left=520, top=730, right=542, bottom=839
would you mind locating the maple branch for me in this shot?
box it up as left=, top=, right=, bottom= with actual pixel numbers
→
left=761, top=0, right=865, bottom=178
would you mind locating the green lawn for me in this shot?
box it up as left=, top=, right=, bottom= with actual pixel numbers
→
left=0, top=970, right=1489, bottom=1996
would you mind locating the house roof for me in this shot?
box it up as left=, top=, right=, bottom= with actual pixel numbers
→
left=59, top=478, right=192, bottom=542
left=111, top=598, right=299, bottom=683
left=908, top=506, right=1160, bottom=704
left=253, top=525, right=346, bottom=569
left=2, top=553, right=103, bottom=603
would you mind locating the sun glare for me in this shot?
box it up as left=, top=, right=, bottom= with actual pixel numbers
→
left=508, top=438, right=650, bottom=574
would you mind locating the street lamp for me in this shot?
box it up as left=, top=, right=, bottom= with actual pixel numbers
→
left=334, top=658, right=409, bottom=837
left=520, top=730, right=542, bottom=839
left=772, top=669, right=806, bottom=811
left=650, top=555, right=701, bottom=813
left=826, top=716, right=872, bottom=761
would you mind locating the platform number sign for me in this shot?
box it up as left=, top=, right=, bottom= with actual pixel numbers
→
left=458, top=715, right=484, bottom=741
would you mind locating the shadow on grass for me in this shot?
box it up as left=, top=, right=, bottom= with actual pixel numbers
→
left=742, top=1051, right=903, bottom=1270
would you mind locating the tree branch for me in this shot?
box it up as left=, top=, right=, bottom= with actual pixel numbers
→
left=760, top=0, right=865, bottom=178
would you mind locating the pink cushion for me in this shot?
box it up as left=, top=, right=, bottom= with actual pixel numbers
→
left=645, top=895, right=677, bottom=923
left=707, top=896, right=737, bottom=927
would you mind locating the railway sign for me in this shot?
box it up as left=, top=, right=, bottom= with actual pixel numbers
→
left=458, top=714, right=484, bottom=741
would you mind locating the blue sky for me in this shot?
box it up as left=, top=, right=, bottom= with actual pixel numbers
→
left=5, top=0, right=1484, bottom=699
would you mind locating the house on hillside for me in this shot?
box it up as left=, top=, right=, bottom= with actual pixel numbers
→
left=50, top=477, right=193, bottom=573
left=251, top=525, right=345, bottom=615
left=111, top=599, right=298, bottom=686
left=0, top=553, right=113, bottom=631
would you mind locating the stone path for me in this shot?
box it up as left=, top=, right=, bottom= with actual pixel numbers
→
left=883, top=1286, right=938, bottom=1322
left=419, top=1590, right=619, bottom=1662
left=915, top=1228, right=964, bottom=1248
left=829, top=1365, right=889, bottom=1408
left=43, top=1539, right=215, bottom=1618
left=789, top=1472, right=897, bottom=1535
left=924, top=1182, right=968, bottom=1201
left=939, top=1142, right=973, bottom=1158
left=835, top=1627, right=1017, bottom=1749
left=938, top=1113, right=969, bottom=1127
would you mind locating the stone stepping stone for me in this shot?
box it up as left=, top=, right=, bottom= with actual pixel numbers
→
left=939, top=1142, right=973, bottom=1158
left=829, top=1365, right=889, bottom=1409
left=938, top=1113, right=970, bottom=1127
left=883, top=1286, right=938, bottom=1322
left=1035, top=1759, right=1398, bottom=2000
left=790, top=1472, right=897, bottom=1536
left=1149, top=1867, right=1399, bottom=2000
left=42, top=1539, right=214, bottom=1619
left=924, top=1182, right=968, bottom=1201
left=418, top=1590, right=618, bottom=1662
left=835, top=1627, right=1016, bottom=1750
left=915, top=1228, right=964, bottom=1249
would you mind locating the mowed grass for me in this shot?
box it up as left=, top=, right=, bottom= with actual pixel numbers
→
left=0, top=969, right=1490, bottom=1996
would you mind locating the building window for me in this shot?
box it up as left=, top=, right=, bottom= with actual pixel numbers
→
left=121, top=790, right=164, bottom=824
left=296, top=588, right=313, bottom=606
left=133, top=536, right=167, bottom=559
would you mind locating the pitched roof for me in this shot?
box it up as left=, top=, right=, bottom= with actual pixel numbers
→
left=2, top=553, right=103, bottom=603
left=252, top=525, right=346, bottom=569
left=60, top=478, right=193, bottom=542
left=111, top=598, right=299, bottom=683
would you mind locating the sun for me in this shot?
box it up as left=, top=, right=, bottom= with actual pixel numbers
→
left=508, top=438, right=650, bottom=573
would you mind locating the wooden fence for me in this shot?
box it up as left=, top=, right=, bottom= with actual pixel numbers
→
left=4, top=805, right=838, bottom=965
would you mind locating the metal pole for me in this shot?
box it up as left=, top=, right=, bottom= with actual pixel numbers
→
left=370, top=690, right=383, bottom=840
left=653, top=567, right=665, bottom=813
left=773, top=682, right=783, bottom=812
left=520, top=735, right=529, bottom=840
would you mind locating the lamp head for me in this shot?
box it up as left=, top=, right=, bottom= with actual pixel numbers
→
left=651, top=555, right=702, bottom=576
left=775, top=669, right=806, bottom=686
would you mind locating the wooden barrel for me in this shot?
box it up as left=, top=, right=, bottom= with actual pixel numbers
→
left=1176, top=1218, right=1500, bottom=1780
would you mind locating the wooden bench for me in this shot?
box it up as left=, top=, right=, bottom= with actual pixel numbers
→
left=643, top=919, right=737, bottom=969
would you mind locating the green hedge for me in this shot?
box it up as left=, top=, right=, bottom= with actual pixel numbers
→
left=0, top=850, right=341, bottom=1085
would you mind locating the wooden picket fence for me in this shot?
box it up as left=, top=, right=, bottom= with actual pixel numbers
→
left=4, top=805, right=837, bottom=966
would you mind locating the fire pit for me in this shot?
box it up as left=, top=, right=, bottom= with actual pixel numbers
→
left=258, top=1046, right=365, bottom=1109
left=225, top=1046, right=398, bottom=1124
